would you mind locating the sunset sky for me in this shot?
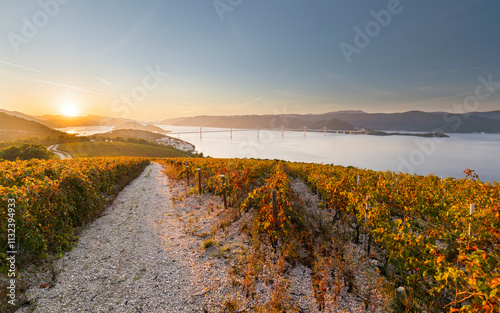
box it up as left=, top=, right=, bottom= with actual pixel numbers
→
left=1, top=0, right=499, bottom=121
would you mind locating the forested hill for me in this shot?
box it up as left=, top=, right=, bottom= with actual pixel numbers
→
left=0, top=112, right=72, bottom=141
left=160, top=110, right=500, bottom=133
left=159, top=114, right=356, bottom=131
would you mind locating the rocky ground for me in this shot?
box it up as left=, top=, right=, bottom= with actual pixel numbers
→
left=16, top=162, right=392, bottom=312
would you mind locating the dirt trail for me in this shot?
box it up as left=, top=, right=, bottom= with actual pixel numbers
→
left=20, top=163, right=207, bottom=312
left=47, top=144, right=72, bottom=159
left=18, top=162, right=389, bottom=312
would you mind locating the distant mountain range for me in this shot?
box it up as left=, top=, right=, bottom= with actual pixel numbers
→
left=0, top=112, right=70, bottom=141
left=92, top=129, right=167, bottom=141
left=35, top=115, right=137, bottom=128
left=0, top=108, right=46, bottom=124
left=317, top=110, right=500, bottom=133
left=0, top=111, right=170, bottom=143
left=0, top=109, right=139, bottom=128
left=159, top=115, right=356, bottom=131
left=160, top=110, right=500, bottom=133
left=113, top=122, right=168, bottom=133
left=1, top=108, right=499, bottom=137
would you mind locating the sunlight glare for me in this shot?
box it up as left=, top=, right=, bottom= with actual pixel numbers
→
left=61, top=102, right=80, bottom=117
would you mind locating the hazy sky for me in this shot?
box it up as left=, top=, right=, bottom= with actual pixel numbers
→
left=1, top=0, right=499, bottom=121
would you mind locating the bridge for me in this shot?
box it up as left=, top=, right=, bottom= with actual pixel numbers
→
left=168, top=127, right=365, bottom=139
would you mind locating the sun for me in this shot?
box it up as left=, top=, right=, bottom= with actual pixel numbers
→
left=60, top=102, right=80, bottom=117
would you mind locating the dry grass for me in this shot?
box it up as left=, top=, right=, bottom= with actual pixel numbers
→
left=164, top=166, right=394, bottom=312
left=59, top=141, right=189, bottom=158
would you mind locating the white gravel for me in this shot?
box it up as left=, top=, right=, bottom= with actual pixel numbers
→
left=17, top=163, right=392, bottom=313
left=20, top=163, right=209, bottom=312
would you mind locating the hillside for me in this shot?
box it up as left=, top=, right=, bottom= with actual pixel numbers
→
left=324, top=111, right=500, bottom=133
left=307, top=118, right=357, bottom=130
left=0, top=112, right=73, bottom=141
left=4, top=158, right=499, bottom=312
left=58, top=141, right=190, bottom=158
left=87, top=129, right=199, bottom=153
left=160, top=110, right=500, bottom=133
left=160, top=115, right=356, bottom=131
left=93, top=129, right=167, bottom=141
left=36, top=114, right=138, bottom=128
left=113, top=122, right=168, bottom=133
left=471, top=110, right=500, bottom=120
left=0, top=108, right=46, bottom=124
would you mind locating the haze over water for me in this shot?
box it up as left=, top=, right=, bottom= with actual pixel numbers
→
left=159, top=125, right=500, bottom=183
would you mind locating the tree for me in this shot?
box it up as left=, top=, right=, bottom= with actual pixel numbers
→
left=0, top=143, right=53, bottom=161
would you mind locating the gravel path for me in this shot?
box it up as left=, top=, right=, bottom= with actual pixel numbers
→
left=19, top=162, right=392, bottom=312
left=47, top=144, right=73, bottom=159
left=22, top=163, right=206, bottom=312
